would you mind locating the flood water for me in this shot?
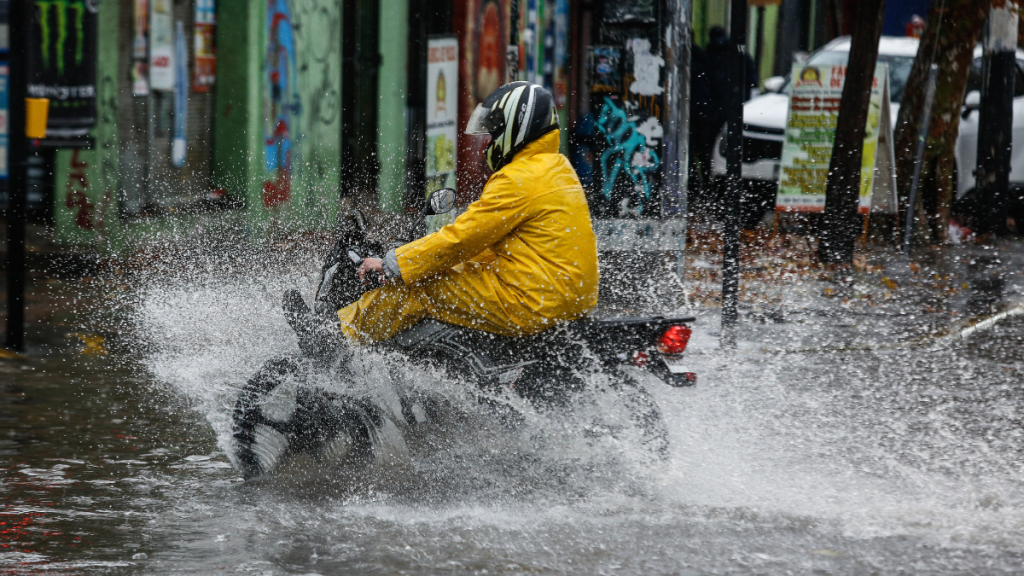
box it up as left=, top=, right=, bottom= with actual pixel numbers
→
left=4, top=263, right=1024, bottom=574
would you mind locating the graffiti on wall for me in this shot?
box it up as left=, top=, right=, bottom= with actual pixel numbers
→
left=64, top=149, right=111, bottom=230
left=584, top=38, right=665, bottom=218
left=259, top=0, right=340, bottom=213
left=596, top=97, right=660, bottom=215
left=263, top=0, right=299, bottom=208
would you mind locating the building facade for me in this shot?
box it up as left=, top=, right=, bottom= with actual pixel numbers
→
left=39, top=0, right=930, bottom=252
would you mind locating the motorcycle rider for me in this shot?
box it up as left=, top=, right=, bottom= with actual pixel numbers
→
left=286, top=81, right=599, bottom=358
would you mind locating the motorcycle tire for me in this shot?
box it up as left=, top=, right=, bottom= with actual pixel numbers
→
left=231, top=355, right=383, bottom=480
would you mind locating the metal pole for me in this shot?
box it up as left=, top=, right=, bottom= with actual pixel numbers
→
left=976, top=4, right=1018, bottom=237
left=663, top=0, right=691, bottom=286
left=5, top=0, right=28, bottom=351
left=902, top=64, right=938, bottom=254
left=507, top=0, right=520, bottom=83
left=721, top=0, right=746, bottom=346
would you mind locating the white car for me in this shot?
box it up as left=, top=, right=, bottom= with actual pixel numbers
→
left=711, top=35, right=1024, bottom=228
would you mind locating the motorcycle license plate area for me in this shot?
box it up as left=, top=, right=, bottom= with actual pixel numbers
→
left=660, top=354, right=689, bottom=374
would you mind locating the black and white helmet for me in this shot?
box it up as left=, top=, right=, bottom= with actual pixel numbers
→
left=466, top=81, right=559, bottom=171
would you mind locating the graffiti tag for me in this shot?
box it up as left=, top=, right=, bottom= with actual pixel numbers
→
left=263, top=0, right=299, bottom=208
left=596, top=97, right=661, bottom=214
left=64, top=149, right=104, bottom=230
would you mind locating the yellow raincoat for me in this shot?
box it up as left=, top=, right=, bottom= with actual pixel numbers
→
left=337, top=130, right=599, bottom=343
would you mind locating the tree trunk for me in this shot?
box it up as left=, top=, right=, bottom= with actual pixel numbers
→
left=894, top=0, right=991, bottom=245
left=818, top=0, right=886, bottom=265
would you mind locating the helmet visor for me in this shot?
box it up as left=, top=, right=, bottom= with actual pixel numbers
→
left=466, top=104, right=503, bottom=135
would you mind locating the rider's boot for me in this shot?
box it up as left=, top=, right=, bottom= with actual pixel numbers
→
left=283, top=289, right=350, bottom=366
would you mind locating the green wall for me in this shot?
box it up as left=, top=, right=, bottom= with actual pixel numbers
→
left=749, top=5, right=780, bottom=84
left=213, top=0, right=263, bottom=229
left=692, top=0, right=779, bottom=85
left=692, top=0, right=728, bottom=48
left=377, top=0, right=409, bottom=213
left=215, top=0, right=344, bottom=235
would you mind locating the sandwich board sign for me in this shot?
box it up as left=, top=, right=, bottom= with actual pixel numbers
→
left=425, top=35, right=458, bottom=233
left=776, top=62, right=898, bottom=214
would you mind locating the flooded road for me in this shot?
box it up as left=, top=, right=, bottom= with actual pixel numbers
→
left=4, top=269, right=1024, bottom=574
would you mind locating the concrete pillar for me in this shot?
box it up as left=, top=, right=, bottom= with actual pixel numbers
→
left=213, top=0, right=264, bottom=227
left=377, top=0, right=410, bottom=213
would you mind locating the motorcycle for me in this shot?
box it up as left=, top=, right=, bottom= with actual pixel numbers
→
left=230, top=189, right=697, bottom=481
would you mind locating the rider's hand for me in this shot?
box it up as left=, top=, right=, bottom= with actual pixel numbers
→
left=357, top=257, right=385, bottom=284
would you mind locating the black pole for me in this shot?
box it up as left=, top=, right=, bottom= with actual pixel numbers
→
left=754, top=6, right=765, bottom=82
left=5, top=0, right=28, bottom=351
left=721, top=0, right=746, bottom=346
left=903, top=64, right=938, bottom=253
left=976, top=5, right=1017, bottom=237
left=507, top=0, right=520, bottom=83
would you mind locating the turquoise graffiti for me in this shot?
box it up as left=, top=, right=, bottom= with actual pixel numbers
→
left=263, top=0, right=299, bottom=208
left=596, top=97, right=660, bottom=213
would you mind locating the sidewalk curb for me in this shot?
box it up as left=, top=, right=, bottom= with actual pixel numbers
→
left=932, top=299, right=1024, bottom=345
left=750, top=297, right=1024, bottom=355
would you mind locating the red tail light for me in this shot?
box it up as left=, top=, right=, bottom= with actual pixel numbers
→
left=657, top=325, right=691, bottom=355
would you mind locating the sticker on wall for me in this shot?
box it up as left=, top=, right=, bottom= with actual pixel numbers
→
left=627, top=38, right=663, bottom=96
left=602, top=0, right=657, bottom=24
left=193, top=0, right=215, bottom=92
left=132, top=0, right=149, bottom=96
left=589, top=47, right=621, bottom=94
left=149, top=0, right=174, bottom=91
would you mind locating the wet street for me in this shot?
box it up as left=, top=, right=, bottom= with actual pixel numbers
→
left=3, top=253, right=1024, bottom=575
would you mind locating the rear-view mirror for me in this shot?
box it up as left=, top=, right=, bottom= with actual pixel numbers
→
left=963, top=90, right=981, bottom=118
left=425, top=188, right=457, bottom=216
left=763, top=76, right=785, bottom=93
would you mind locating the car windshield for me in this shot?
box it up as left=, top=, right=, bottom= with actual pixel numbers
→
left=782, top=50, right=916, bottom=103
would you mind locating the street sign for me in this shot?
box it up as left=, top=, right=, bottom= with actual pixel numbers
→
left=777, top=62, right=896, bottom=214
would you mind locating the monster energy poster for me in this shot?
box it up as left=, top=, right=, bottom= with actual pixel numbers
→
left=26, top=0, right=98, bottom=137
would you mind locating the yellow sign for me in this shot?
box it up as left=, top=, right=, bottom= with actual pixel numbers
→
left=777, top=63, right=894, bottom=214
left=25, top=98, right=49, bottom=138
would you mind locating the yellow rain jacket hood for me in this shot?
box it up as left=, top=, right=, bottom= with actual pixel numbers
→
left=338, top=130, right=600, bottom=343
